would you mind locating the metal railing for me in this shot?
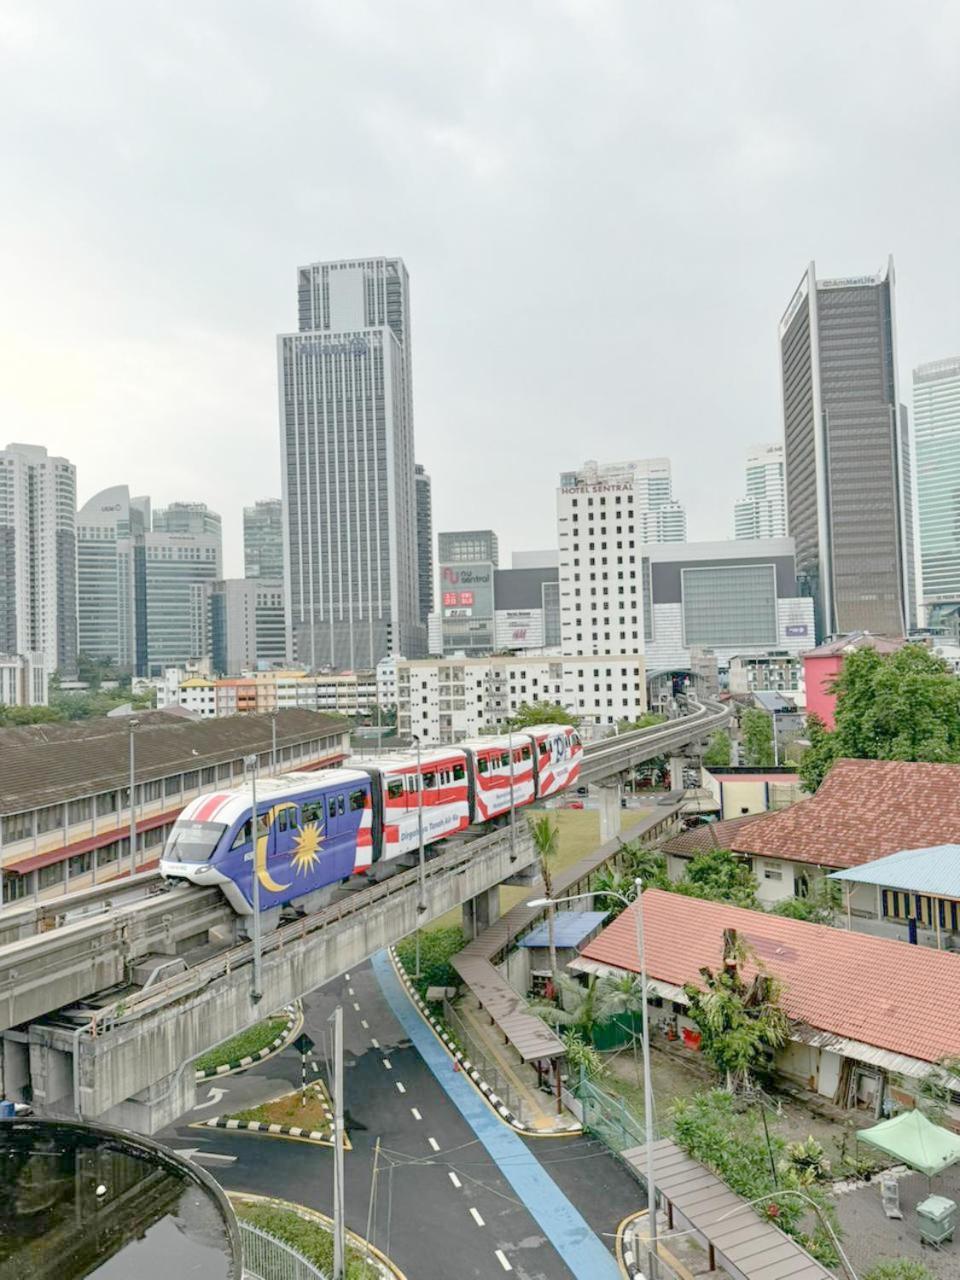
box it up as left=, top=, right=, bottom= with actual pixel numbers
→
left=240, top=1221, right=327, bottom=1280
left=442, top=996, right=530, bottom=1125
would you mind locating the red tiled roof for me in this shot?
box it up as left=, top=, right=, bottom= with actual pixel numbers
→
left=728, top=758, right=960, bottom=869
left=661, top=813, right=768, bottom=856
left=580, top=889, right=960, bottom=1065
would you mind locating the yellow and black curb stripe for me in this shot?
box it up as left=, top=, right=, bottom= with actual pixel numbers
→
left=195, top=1002, right=300, bottom=1080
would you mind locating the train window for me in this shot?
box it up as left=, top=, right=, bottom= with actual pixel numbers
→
left=256, top=811, right=269, bottom=838
left=521, top=746, right=531, bottom=760
left=337, top=795, right=345, bottom=815
left=571, top=731, right=582, bottom=747
left=387, top=780, right=404, bottom=800
left=328, top=797, right=337, bottom=820
left=514, top=750, right=523, bottom=763
left=231, top=821, right=251, bottom=849
left=453, top=764, right=465, bottom=780
left=500, top=753, right=509, bottom=767
left=277, top=809, right=292, bottom=832
left=477, top=758, right=489, bottom=774
left=423, top=771, right=436, bottom=788
left=302, top=801, right=324, bottom=825
left=539, top=742, right=550, bottom=758
left=407, top=775, right=418, bottom=792
left=349, top=789, right=365, bottom=811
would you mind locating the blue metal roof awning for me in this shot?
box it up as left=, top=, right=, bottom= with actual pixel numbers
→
left=519, top=911, right=609, bottom=950
left=830, top=844, right=960, bottom=896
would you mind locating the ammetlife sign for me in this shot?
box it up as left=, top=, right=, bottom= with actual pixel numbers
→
left=293, top=337, right=370, bottom=358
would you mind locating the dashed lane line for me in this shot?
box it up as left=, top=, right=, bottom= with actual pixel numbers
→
left=427, top=1136, right=439, bottom=1151
left=495, top=1249, right=512, bottom=1272
left=383, top=1058, right=392, bottom=1070
left=469, top=1207, right=485, bottom=1227
left=348, top=987, right=355, bottom=996
left=353, top=1002, right=361, bottom=1012
left=396, top=1081, right=406, bottom=1094
left=371, top=1038, right=380, bottom=1049
left=448, top=1172, right=462, bottom=1190
left=360, top=1019, right=369, bottom=1029
left=411, top=1108, right=422, bottom=1121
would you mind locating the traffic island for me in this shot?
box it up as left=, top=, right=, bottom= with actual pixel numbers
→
left=196, top=1080, right=341, bottom=1146
left=194, top=1002, right=300, bottom=1079
left=229, top=1192, right=404, bottom=1280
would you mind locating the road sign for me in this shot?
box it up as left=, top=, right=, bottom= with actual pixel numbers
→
left=293, top=1032, right=315, bottom=1057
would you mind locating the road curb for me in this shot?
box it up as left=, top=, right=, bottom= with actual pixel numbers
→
left=195, top=1003, right=299, bottom=1080
left=201, top=1114, right=332, bottom=1143
left=389, top=947, right=581, bottom=1137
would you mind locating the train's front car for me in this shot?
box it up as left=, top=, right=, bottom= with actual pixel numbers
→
left=159, top=793, right=237, bottom=893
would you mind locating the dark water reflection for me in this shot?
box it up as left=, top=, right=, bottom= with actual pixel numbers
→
left=0, top=1120, right=240, bottom=1280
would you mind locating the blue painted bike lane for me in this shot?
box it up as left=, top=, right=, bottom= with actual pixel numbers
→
left=371, top=949, right=620, bottom=1280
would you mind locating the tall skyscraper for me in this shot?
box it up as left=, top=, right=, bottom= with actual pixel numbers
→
left=153, top=501, right=222, bottom=541
left=734, top=444, right=786, bottom=540
left=437, top=530, right=500, bottom=566
left=779, top=259, right=915, bottom=639
left=137, top=529, right=220, bottom=674
left=0, top=443, right=77, bottom=674
left=243, top=499, right=284, bottom=581
left=76, top=485, right=149, bottom=667
left=414, top=464, right=433, bottom=624
left=210, top=578, right=287, bottom=675
left=279, top=256, right=424, bottom=668
left=914, top=357, right=960, bottom=623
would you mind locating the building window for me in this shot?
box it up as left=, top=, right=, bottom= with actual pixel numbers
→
left=762, top=860, right=783, bottom=882
left=95, top=791, right=116, bottom=818
left=36, top=805, right=64, bottom=834
left=68, top=797, right=92, bottom=825
left=38, top=860, right=65, bottom=890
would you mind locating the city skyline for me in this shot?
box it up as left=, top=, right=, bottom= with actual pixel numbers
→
left=2, top=6, right=958, bottom=577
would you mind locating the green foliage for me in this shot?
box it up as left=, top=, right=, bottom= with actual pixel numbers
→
left=862, top=1262, right=935, bottom=1280
left=800, top=645, right=960, bottom=793
left=741, top=708, right=775, bottom=767
left=674, top=847, right=759, bottom=909
left=0, top=704, right=65, bottom=726
left=672, top=1090, right=840, bottom=1265
left=193, top=1016, right=288, bottom=1074
left=505, top=700, right=580, bottom=728
left=234, top=1201, right=379, bottom=1279
left=770, top=877, right=840, bottom=925
left=532, top=973, right=611, bottom=1036
left=914, top=1055, right=960, bottom=1123
left=561, top=1029, right=606, bottom=1080
left=49, top=688, right=156, bottom=720
left=682, top=930, right=789, bottom=1092
left=616, top=713, right=666, bottom=733
left=703, top=729, right=732, bottom=768
left=395, top=925, right=465, bottom=1000
left=780, top=1137, right=831, bottom=1185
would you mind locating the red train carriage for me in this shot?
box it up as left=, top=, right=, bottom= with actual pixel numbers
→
left=354, top=749, right=470, bottom=866
left=459, top=735, right=536, bottom=823
left=526, top=724, right=583, bottom=798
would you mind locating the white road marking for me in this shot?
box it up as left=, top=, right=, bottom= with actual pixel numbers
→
left=396, top=1081, right=406, bottom=1094
left=192, top=1086, right=227, bottom=1111
left=382, top=1058, right=392, bottom=1070
left=371, top=1038, right=380, bottom=1049
left=469, top=1207, right=485, bottom=1227
left=495, top=1249, right=512, bottom=1271
left=345, top=973, right=351, bottom=980
left=360, top=1019, right=369, bottom=1029
left=410, top=1107, right=422, bottom=1121
left=448, top=1171, right=462, bottom=1189
left=312, top=1062, right=319, bottom=1073
left=348, top=987, right=354, bottom=996
left=352, top=1002, right=360, bottom=1012
left=427, top=1136, right=440, bottom=1152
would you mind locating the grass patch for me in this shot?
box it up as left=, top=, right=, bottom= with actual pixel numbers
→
left=232, top=1197, right=379, bottom=1279
left=194, top=1015, right=288, bottom=1074
left=227, top=1082, right=333, bottom=1133
left=395, top=925, right=465, bottom=1001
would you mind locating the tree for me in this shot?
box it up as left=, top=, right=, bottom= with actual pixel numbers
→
left=682, top=928, right=789, bottom=1093
left=0, top=704, right=65, bottom=726
left=703, top=730, right=731, bottom=768
left=799, top=645, right=960, bottom=793
left=533, top=973, right=614, bottom=1038
left=616, top=713, right=666, bottom=733
left=506, top=701, right=580, bottom=729
left=741, top=708, right=775, bottom=767
left=675, top=847, right=759, bottom=909
left=529, top=813, right=560, bottom=980
left=599, top=972, right=646, bottom=1084
left=561, top=1030, right=605, bottom=1081
left=771, top=877, right=840, bottom=925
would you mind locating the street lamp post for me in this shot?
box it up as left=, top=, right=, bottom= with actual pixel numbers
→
left=413, top=735, right=426, bottom=978
left=507, top=724, right=516, bottom=862
left=528, top=876, right=659, bottom=1274
left=271, top=712, right=278, bottom=774
left=128, top=718, right=140, bottom=877
left=245, top=753, right=263, bottom=1002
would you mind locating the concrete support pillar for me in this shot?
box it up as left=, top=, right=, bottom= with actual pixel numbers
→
left=100, top=1065, right=197, bottom=1134
left=669, top=756, right=686, bottom=791
left=462, top=886, right=500, bottom=941
left=596, top=782, right=622, bottom=842
left=28, top=1036, right=73, bottom=1114
left=0, top=1035, right=30, bottom=1104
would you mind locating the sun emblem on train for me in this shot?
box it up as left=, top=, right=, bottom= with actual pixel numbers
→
left=291, top=822, right=324, bottom=874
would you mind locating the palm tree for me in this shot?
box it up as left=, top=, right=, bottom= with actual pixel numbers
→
left=529, top=813, right=560, bottom=983
left=532, top=973, right=614, bottom=1038
left=600, top=973, right=646, bottom=1085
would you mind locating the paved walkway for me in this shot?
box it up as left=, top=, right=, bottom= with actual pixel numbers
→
left=455, top=993, right=562, bottom=1132
left=371, top=949, right=621, bottom=1280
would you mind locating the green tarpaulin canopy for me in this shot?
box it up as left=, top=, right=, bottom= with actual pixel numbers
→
left=857, top=1110, right=960, bottom=1177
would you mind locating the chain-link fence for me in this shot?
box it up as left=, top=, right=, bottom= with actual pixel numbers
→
left=240, top=1221, right=327, bottom=1280
left=442, top=997, right=530, bottom=1125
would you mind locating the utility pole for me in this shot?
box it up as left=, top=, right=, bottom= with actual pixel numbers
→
left=414, top=734, right=426, bottom=977
left=128, top=718, right=140, bottom=876
left=635, top=875, right=658, bottom=1276
left=271, top=713, right=277, bottom=774
left=332, top=1005, right=346, bottom=1280
left=246, top=754, right=262, bottom=1002
left=508, top=724, right=516, bottom=862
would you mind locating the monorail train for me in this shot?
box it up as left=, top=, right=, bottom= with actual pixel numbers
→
left=159, top=725, right=582, bottom=915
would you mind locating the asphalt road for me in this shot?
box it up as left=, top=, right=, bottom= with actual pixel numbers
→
left=158, top=960, right=644, bottom=1279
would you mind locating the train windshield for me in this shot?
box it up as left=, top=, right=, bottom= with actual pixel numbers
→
left=162, top=820, right=227, bottom=863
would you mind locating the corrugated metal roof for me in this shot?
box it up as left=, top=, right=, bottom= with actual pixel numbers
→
left=518, top=911, right=608, bottom=950
left=830, top=844, right=960, bottom=896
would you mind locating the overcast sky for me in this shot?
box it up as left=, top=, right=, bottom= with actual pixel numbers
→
left=2, top=1, right=959, bottom=576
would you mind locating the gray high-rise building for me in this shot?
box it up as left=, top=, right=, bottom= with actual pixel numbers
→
left=438, top=530, right=499, bottom=566
left=914, top=358, right=960, bottom=621
left=0, top=443, right=77, bottom=675
left=153, top=501, right=222, bottom=541
left=244, top=498, right=284, bottom=581
left=779, top=258, right=915, bottom=639
left=279, top=256, right=424, bottom=669
left=210, top=578, right=287, bottom=675
left=137, top=530, right=220, bottom=675
left=414, top=464, right=433, bottom=624
left=76, top=485, right=149, bottom=668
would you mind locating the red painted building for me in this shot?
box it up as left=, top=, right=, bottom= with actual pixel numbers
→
left=803, top=632, right=904, bottom=729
